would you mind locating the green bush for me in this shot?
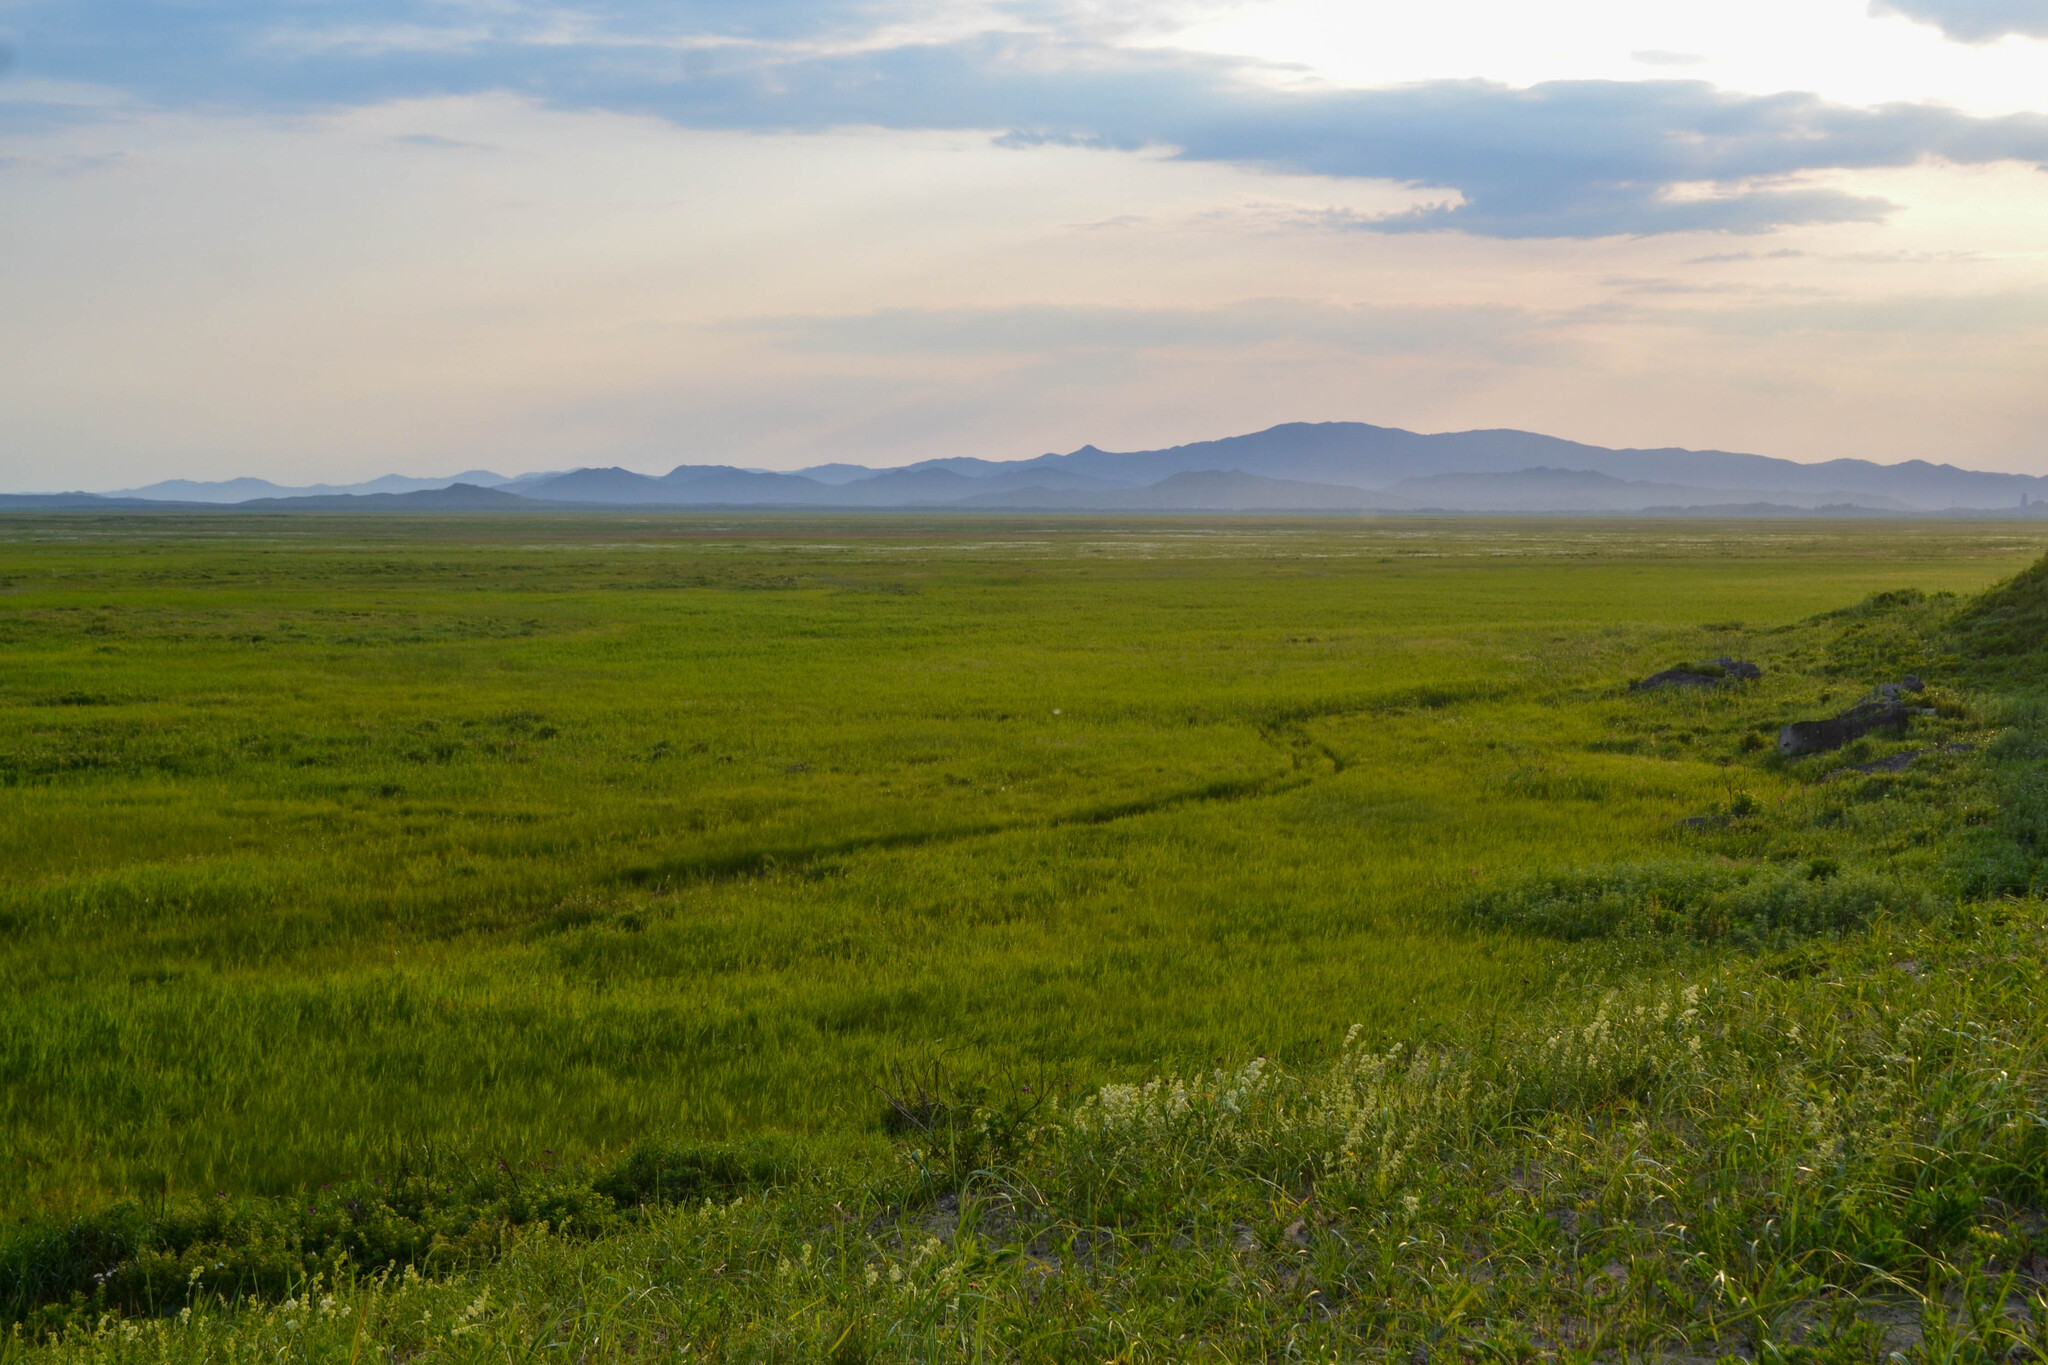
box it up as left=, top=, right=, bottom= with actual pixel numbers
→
left=1461, top=858, right=1929, bottom=945
left=2, top=1140, right=792, bottom=1329
left=591, top=1139, right=793, bottom=1210
left=1825, top=620, right=1934, bottom=679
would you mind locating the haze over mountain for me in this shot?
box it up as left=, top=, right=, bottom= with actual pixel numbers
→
left=38, top=422, right=2048, bottom=516
left=111, top=472, right=515, bottom=503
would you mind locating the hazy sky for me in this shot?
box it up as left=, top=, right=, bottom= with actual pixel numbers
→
left=3, top=0, right=2046, bottom=489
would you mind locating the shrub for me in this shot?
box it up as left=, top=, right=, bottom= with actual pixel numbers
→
left=2, top=1141, right=792, bottom=1329
left=1825, top=621, right=1934, bottom=679
left=591, top=1139, right=792, bottom=1210
left=1461, top=859, right=1929, bottom=945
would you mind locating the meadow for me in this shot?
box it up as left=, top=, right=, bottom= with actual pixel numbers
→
left=5, top=512, right=2048, bottom=1360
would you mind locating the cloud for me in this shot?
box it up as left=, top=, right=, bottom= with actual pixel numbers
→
left=8, top=5, right=2048, bottom=237
left=1629, top=286, right=2048, bottom=334
left=392, top=131, right=493, bottom=150
left=1685, top=248, right=1812, bottom=263
left=737, top=298, right=1550, bottom=359
left=1630, top=50, right=1706, bottom=66
left=1868, top=0, right=2048, bottom=42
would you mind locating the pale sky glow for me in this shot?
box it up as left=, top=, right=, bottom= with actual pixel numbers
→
left=1, top=0, right=2045, bottom=489
left=1173, top=0, right=2048, bottom=115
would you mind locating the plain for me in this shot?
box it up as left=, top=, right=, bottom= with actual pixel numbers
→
left=1, top=514, right=2036, bottom=1219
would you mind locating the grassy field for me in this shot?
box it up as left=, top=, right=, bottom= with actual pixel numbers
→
left=6, top=512, right=2048, bottom=1359
left=1, top=515, right=2037, bottom=1209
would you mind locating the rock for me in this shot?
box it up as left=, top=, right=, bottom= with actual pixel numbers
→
left=1777, top=699, right=1910, bottom=757
left=1867, top=676, right=1927, bottom=704
left=1630, top=658, right=1762, bottom=691
left=1631, top=668, right=1719, bottom=691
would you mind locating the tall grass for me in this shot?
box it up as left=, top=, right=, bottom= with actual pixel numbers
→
left=16, top=904, right=2048, bottom=1360
left=1462, top=856, right=1933, bottom=942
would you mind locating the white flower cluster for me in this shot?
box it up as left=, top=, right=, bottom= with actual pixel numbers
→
left=1061, top=982, right=1719, bottom=1203
left=1071, top=1057, right=1274, bottom=1147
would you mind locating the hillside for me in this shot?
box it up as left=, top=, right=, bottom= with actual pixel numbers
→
left=1951, top=551, right=2048, bottom=663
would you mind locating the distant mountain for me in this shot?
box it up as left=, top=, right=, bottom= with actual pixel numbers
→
left=958, top=470, right=1384, bottom=511
left=229, top=484, right=531, bottom=511
left=0, top=493, right=190, bottom=510
left=518, top=462, right=1130, bottom=506
left=1383, top=468, right=1914, bottom=513
left=114, top=471, right=510, bottom=502
left=1017, top=424, right=2046, bottom=511
left=520, top=467, right=689, bottom=503
left=493, top=470, right=574, bottom=494
left=853, top=459, right=1138, bottom=492
left=62, top=421, right=2048, bottom=515
left=525, top=466, right=832, bottom=505
left=508, top=423, right=2043, bottom=512
left=111, top=477, right=295, bottom=503
left=793, top=463, right=889, bottom=486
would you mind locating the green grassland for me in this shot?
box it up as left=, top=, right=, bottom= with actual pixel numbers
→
left=7, top=513, right=2048, bottom=1360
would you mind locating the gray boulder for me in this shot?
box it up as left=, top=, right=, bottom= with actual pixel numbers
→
left=1777, top=699, right=1910, bottom=757
left=1865, top=676, right=1925, bottom=704
left=1630, top=657, right=1763, bottom=691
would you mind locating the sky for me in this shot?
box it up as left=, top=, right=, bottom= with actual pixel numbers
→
left=1, top=0, right=2046, bottom=490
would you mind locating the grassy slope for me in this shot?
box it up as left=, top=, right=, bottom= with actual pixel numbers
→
left=7, top=514, right=2048, bottom=1359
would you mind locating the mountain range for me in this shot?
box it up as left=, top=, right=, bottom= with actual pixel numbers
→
left=13, top=423, right=2046, bottom=515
